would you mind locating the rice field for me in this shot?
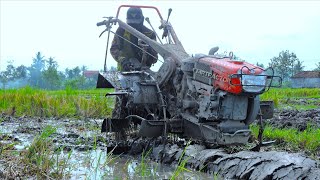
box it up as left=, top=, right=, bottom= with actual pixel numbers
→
left=0, top=86, right=114, bottom=118
left=1, top=87, right=318, bottom=118
left=261, top=88, right=320, bottom=108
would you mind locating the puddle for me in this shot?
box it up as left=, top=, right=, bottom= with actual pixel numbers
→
left=64, top=149, right=211, bottom=179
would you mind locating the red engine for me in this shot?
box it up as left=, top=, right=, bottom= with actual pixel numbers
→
left=190, top=55, right=269, bottom=95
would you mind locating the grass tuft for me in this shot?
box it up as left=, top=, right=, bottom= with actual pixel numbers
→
left=171, top=141, right=192, bottom=180
left=250, top=124, right=320, bottom=155
left=21, top=125, right=72, bottom=179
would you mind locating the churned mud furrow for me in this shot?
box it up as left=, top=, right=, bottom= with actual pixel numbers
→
left=152, top=144, right=320, bottom=179
left=195, top=149, right=225, bottom=170
left=272, top=164, right=295, bottom=180
left=264, top=108, right=320, bottom=129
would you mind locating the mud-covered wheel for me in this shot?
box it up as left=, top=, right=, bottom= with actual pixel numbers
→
left=112, top=96, right=127, bottom=119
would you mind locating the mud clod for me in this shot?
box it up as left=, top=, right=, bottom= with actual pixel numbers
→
left=264, top=109, right=320, bottom=130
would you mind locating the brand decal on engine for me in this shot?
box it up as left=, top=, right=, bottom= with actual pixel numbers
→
left=194, top=68, right=212, bottom=77
left=194, top=68, right=229, bottom=82
left=212, top=73, right=229, bottom=82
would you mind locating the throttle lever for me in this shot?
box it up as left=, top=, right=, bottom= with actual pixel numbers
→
left=97, top=17, right=113, bottom=38
left=166, top=8, right=172, bottom=22
left=97, top=17, right=113, bottom=28
left=97, top=20, right=107, bottom=27
left=97, top=16, right=113, bottom=72
left=159, top=8, right=172, bottom=29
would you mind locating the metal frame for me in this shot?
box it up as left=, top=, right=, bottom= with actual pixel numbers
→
left=229, top=66, right=282, bottom=91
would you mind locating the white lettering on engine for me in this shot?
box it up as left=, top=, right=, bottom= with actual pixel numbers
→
left=194, top=68, right=230, bottom=83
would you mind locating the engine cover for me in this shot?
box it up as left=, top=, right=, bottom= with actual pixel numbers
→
left=219, top=95, right=248, bottom=120
left=118, top=72, right=159, bottom=105
left=197, top=91, right=248, bottom=121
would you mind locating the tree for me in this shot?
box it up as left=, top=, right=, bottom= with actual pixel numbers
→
left=14, top=65, right=27, bottom=79
left=269, top=50, right=302, bottom=81
left=29, top=52, right=46, bottom=88
left=46, top=56, right=58, bottom=69
left=64, top=66, right=88, bottom=89
left=314, top=62, right=320, bottom=71
left=0, top=61, right=16, bottom=89
left=293, top=60, right=304, bottom=75
left=256, top=62, right=265, bottom=68
left=81, top=65, right=87, bottom=73
left=65, top=66, right=81, bottom=79
left=42, top=57, right=61, bottom=89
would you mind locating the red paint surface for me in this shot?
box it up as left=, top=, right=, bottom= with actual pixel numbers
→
left=199, top=57, right=264, bottom=94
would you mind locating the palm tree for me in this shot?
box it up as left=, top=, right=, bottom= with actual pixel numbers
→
left=29, top=52, right=46, bottom=87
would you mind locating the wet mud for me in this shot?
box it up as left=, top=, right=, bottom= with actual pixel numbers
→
left=151, top=144, right=320, bottom=180
left=1, top=113, right=320, bottom=179
left=0, top=116, right=211, bottom=179
left=263, top=108, right=320, bottom=130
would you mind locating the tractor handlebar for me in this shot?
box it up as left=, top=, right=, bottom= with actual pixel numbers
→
left=97, top=20, right=107, bottom=27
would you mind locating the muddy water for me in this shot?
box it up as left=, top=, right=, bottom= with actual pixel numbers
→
left=0, top=117, right=212, bottom=179
left=66, top=150, right=209, bottom=179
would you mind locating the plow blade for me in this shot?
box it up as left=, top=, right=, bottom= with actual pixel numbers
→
left=138, top=120, right=164, bottom=138
left=101, top=118, right=130, bottom=133
left=96, top=73, right=114, bottom=88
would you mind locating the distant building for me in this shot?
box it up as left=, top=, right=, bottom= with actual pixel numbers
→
left=83, top=70, right=99, bottom=79
left=291, top=71, right=320, bottom=88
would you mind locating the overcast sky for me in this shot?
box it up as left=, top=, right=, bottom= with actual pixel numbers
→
left=1, top=1, right=320, bottom=72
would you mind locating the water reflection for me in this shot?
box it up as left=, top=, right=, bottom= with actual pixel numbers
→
left=67, top=149, right=212, bottom=180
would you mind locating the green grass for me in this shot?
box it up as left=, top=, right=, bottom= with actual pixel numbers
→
left=134, top=148, right=154, bottom=178
left=290, top=104, right=319, bottom=110
left=260, top=88, right=320, bottom=109
left=261, top=88, right=320, bottom=100
left=0, top=86, right=114, bottom=118
left=1, top=87, right=318, bottom=116
left=250, top=124, right=320, bottom=154
left=171, top=141, right=192, bottom=180
left=21, top=125, right=72, bottom=179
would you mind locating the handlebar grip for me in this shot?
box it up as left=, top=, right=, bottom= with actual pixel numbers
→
left=97, top=20, right=106, bottom=27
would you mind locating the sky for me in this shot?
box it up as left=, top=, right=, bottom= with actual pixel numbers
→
left=1, top=0, right=320, bottom=72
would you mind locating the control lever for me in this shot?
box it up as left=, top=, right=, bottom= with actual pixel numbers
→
left=138, top=39, right=149, bottom=67
left=162, top=8, right=172, bottom=39
left=145, top=17, right=163, bottom=44
left=97, top=16, right=113, bottom=72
